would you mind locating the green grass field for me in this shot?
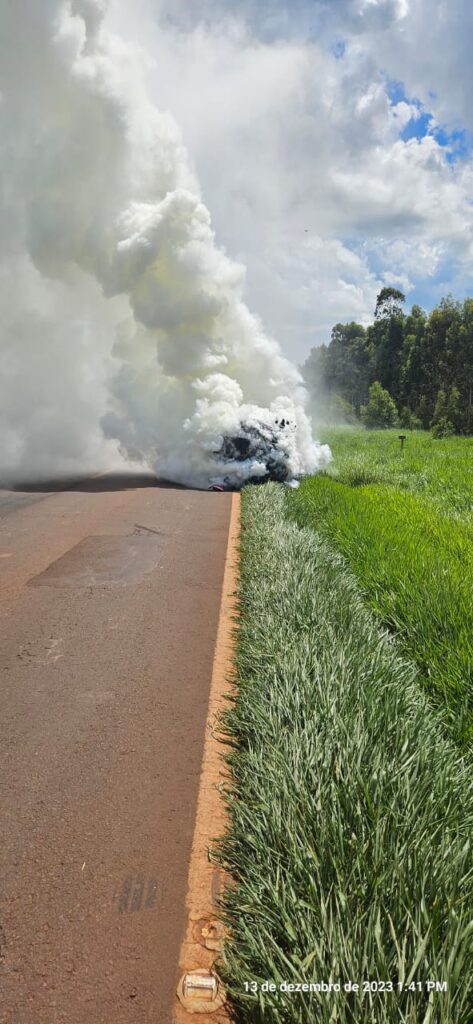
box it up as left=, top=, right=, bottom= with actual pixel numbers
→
left=218, top=485, right=473, bottom=1024
left=316, top=428, right=473, bottom=520
left=288, top=429, right=473, bottom=746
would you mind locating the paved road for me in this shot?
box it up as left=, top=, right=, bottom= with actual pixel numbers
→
left=0, top=474, right=232, bottom=1023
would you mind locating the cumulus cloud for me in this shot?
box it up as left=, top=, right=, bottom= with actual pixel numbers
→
left=107, top=0, right=473, bottom=352
left=343, top=0, right=473, bottom=135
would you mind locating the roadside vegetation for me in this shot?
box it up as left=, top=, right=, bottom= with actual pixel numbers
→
left=286, top=429, right=473, bottom=745
left=316, top=427, right=473, bottom=520
left=288, top=484, right=473, bottom=746
left=218, top=485, right=473, bottom=1024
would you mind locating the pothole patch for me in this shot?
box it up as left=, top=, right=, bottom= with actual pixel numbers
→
left=29, top=534, right=162, bottom=588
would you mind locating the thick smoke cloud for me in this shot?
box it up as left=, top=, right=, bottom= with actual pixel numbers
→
left=0, top=0, right=330, bottom=487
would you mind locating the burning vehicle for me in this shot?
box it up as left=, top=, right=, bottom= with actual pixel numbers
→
left=208, top=418, right=301, bottom=491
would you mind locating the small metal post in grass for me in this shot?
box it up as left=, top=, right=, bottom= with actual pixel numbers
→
left=398, top=434, right=406, bottom=450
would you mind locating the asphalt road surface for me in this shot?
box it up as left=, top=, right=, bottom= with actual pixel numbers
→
left=0, top=474, right=232, bottom=1024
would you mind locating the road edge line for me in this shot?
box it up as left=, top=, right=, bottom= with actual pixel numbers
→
left=174, top=492, right=240, bottom=1022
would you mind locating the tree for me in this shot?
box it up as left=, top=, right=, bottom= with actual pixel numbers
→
left=299, top=344, right=330, bottom=421
left=371, top=288, right=407, bottom=403
left=324, top=323, right=371, bottom=414
left=431, top=385, right=461, bottom=436
left=450, top=299, right=473, bottom=432
left=360, top=381, right=398, bottom=428
left=330, top=395, right=359, bottom=424
left=417, top=296, right=460, bottom=426
left=302, top=292, right=472, bottom=436
left=399, top=406, right=422, bottom=430
left=300, top=323, right=372, bottom=421
left=398, top=305, right=427, bottom=412
left=374, top=287, right=406, bottom=320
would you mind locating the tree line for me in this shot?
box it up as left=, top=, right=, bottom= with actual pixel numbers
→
left=301, top=288, right=473, bottom=434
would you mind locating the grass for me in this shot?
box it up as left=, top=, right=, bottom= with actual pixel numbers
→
left=217, top=485, right=473, bottom=1024
left=314, top=428, right=473, bottom=520
left=287, top=476, right=473, bottom=746
left=288, top=428, right=473, bottom=745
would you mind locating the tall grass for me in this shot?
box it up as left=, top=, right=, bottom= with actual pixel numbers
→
left=217, top=485, right=473, bottom=1024
left=288, top=477, right=473, bottom=746
left=316, top=428, right=473, bottom=520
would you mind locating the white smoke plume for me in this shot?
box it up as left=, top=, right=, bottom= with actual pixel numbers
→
left=0, top=0, right=331, bottom=488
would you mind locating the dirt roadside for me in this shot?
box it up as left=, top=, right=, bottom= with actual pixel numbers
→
left=175, top=492, right=240, bottom=1023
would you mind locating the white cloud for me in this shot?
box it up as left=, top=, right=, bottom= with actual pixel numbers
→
left=347, top=0, right=473, bottom=135
left=106, top=0, right=473, bottom=358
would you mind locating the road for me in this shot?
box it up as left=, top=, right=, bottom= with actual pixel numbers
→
left=0, top=474, right=232, bottom=1024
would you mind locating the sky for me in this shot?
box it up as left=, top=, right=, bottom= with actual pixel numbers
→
left=106, top=0, right=473, bottom=361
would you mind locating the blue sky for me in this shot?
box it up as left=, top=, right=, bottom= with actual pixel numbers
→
left=386, top=77, right=470, bottom=158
